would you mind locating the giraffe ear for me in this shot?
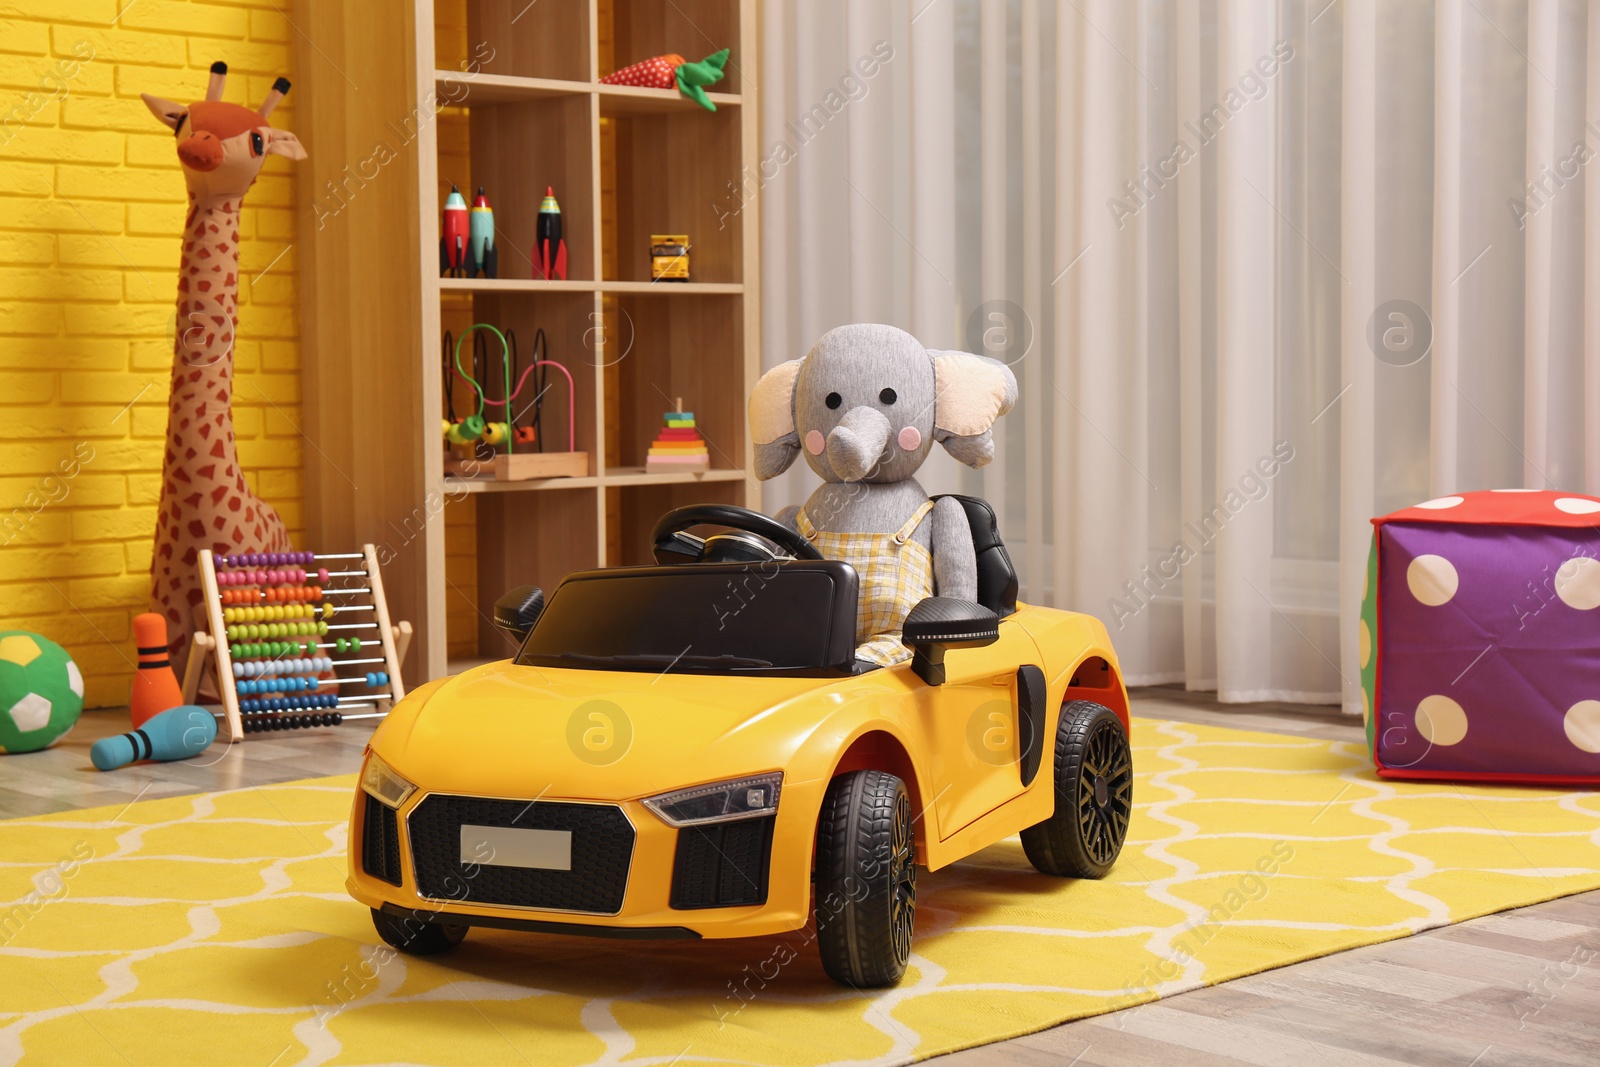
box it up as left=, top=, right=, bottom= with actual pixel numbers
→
left=266, top=128, right=307, bottom=161
left=140, top=93, right=185, bottom=131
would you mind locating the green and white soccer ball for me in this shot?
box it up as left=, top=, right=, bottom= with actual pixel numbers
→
left=0, top=631, right=83, bottom=754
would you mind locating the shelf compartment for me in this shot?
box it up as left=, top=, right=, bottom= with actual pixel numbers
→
left=607, top=480, right=746, bottom=567
left=451, top=92, right=596, bottom=282
left=606, top=291, right=745, bottom=474
left=602, top=101, right=742, bottom=283
left=476, top=485, right=600, bottom=655
left=457, top=0, right=593, bottom=83
left=605, top=0, right=743, bottom=95
left=444, top=289, right=600, bottom=466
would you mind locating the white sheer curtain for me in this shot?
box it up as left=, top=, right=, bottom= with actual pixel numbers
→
left=758, top=0, right=1600, bottom=712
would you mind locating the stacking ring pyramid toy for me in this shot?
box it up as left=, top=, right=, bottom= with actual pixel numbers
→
left=645, top=401, right=710, bottom=473
left=1364, top=489, right=1600, bottom=783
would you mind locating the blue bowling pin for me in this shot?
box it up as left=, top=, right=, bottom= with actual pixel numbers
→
left=91, top=705, right=218, bottom=771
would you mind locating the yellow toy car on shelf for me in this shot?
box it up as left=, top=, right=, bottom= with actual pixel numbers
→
left=346, top=502, right=1131, bottom=987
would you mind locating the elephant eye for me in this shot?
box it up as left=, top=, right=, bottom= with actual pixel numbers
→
left=825, top=392, right=842, bottom=410
left=879, top=388, right=897, bottom=405
left=249, top=131, right=264, bottom=156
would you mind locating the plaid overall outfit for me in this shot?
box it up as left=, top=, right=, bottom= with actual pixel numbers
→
left=796, top=500, right=935, bottom=667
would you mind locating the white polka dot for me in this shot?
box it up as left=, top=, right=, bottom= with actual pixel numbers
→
left=1554, top=497, right=1600, bottom=515
left=1564, top=701, right=1600, bottom=753
left=1359, top=619, right=1372, bottom=668
left=1414, top=496, right=1464, bottom=509
left=1407, top=554, right=1459, bottom=606
left=65, top=662, right=83, bottom=698
left=1555, top=557, right=1600, bottom=610
left=1416, top=695, right=1468, bottom=746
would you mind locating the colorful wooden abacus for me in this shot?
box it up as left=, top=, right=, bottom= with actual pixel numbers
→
left=181, top=545, right=411, bottom=743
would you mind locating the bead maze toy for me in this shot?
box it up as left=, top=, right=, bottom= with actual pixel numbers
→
left=645, top=401, right=710, bottom=473
left=442, top=323, right=588, bottom=481
left=180, top=547, right=411, bottom=743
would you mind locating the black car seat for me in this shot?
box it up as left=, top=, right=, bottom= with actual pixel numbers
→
left=936, top=495, right=1018, bottom=618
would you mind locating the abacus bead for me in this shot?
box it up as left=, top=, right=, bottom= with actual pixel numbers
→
left=318, top=568, right=329, bottom=585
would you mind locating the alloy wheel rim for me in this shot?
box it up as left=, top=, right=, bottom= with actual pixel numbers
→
left=889, top=790, right=916, bottom=964
left=1075, top=718, right=1133, bottom=865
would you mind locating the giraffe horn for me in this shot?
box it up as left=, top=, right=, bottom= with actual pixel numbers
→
left=206, top=61, right=227, bottom=102
left=258, top=77, right=291, bottom=118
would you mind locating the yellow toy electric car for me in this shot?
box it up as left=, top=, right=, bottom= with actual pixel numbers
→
left=346, top=501, right=1132, bottom=987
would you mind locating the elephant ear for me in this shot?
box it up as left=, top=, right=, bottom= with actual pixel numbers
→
left=931, top=351, right=1018, bottom=468
left=749, top=358, right=803, bottom=479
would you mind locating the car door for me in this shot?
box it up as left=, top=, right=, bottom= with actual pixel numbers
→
left=916, top=616, right=1044, bottom=836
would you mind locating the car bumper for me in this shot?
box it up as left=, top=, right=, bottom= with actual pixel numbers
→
left=345, top=785, right=816, bottom=940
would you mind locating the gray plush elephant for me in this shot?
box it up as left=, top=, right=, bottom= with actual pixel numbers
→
left=749, top=323, right=1017, bottom=667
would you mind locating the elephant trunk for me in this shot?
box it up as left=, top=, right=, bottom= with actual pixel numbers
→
left=826, top=406, right=893, bottom=483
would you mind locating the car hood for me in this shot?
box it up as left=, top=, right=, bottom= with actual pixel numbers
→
left=372, top=660, right=863, bottom=801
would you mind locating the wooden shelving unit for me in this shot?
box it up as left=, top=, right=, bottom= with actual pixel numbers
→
left=294, top=0, right=760, bottom=680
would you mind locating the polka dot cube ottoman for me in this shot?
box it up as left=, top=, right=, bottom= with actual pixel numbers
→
left=1363, top=489, right=1600, bottom=783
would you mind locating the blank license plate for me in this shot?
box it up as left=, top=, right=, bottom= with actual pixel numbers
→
left=460, top=825, right=572, bottom=871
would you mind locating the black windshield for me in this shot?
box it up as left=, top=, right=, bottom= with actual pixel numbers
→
left=516, top=561, right=860, bottom=676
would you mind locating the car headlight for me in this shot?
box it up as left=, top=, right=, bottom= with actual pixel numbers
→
left=360, top=751, right=417, bottom=810
left=643, top=772, right=783, bottom=827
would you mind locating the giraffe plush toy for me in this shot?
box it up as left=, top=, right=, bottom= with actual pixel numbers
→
left=141, top=62, right=306, bottom=658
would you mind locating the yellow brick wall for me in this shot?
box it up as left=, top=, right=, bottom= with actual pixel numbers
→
left=0, top=1, right=302, bottom=708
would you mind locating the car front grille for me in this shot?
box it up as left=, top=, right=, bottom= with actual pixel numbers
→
left=670, top=817, right=774, bottom=909
left=361, top=793, right=403, bottom=886
left=407, top=795, right=634, bottom=914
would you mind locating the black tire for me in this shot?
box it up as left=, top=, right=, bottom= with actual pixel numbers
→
left=370, top=908, right=468, bottom=956
left=1020, top=700, right=1133, bottom=879
left=813, top=770, right=917, bottom=987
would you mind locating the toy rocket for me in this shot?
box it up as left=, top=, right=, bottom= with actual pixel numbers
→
left=440, top=184, right=469, bottom=277
left=468, top=186, right=498, bottom=278
left=534, top=186, right=568, bottom=281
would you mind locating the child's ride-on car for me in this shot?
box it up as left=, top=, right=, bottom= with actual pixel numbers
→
left=346, top=502, right=1133, bottom=987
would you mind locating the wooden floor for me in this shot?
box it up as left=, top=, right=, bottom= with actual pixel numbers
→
left=6, top=687, right=1597, bottom=1065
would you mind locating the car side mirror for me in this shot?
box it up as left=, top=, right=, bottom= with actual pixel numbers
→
left=492, top=585, right=545, bottom=647
left=903, top=597, right=1000, bottom=686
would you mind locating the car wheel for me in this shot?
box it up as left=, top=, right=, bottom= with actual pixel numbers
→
left=370, top=907, right=468, bottom=956
left=1020, top=700, right=1132, bottom=879
left=813, top=769, right=917, bottom=987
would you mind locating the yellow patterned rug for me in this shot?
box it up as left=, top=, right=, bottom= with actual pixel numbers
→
left=4, top=717, right=1600, bottom=1066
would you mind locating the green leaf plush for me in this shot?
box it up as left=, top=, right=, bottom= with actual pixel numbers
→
left=676, top=48, right=730, bottom=111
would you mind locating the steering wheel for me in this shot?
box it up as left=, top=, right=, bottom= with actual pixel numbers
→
left=651, top=504, right=824, bottom=564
